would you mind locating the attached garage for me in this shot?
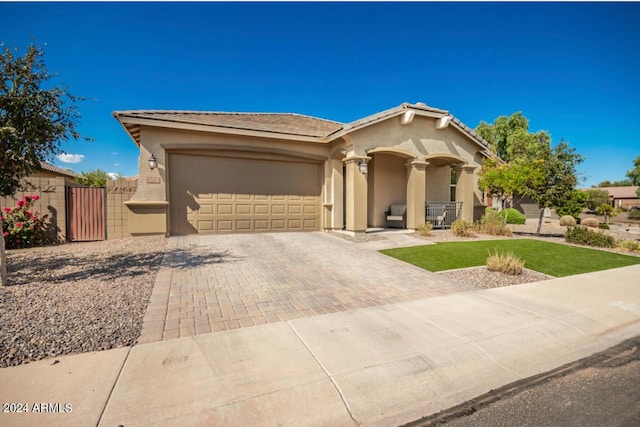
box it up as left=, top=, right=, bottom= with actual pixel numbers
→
left=169, top=153, right=322, bottom=234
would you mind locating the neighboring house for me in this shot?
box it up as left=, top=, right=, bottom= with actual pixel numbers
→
left=592, top=186, right=640, bottom=210
left=113, top=102, right=493, bottom=236
left=35, top=161, right=78, bottom=182
left=0, top=162, right=78, bottom=242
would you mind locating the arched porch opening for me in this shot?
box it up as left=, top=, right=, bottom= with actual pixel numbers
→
left=424, top=154, right=471, bottom=228
left=366, top=152, right=411, bottom=227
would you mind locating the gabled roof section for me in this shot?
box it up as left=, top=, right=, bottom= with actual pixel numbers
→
left=113, top=110, right=344, bottom=145
left=333, top=102, right=491, bottom=153
left=341, top=102, right=448, bottom=132
left=39, top=161, right=77, bottom=178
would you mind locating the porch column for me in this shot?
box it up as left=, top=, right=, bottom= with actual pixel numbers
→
left=344, top=156, right=370, bottom=235
left=456, top=165, right=477, bottom=222
left=329, top=158, right=343, bottom=230
left=405, top=160, right=429, bottom=229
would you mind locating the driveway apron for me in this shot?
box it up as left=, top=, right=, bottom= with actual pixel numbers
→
left=139, top=232, right=472, bottom=343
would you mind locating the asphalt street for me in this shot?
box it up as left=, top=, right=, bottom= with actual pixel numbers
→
left=405, top=336, right=640, bottom=427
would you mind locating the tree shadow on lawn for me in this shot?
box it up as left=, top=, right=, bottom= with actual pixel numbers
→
left=513, top=231, right=565, bottom=239
left=6, top=246, right=242, bottom=287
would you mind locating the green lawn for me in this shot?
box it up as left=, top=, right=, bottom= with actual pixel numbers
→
left=380, top=239, right=640, bottom=277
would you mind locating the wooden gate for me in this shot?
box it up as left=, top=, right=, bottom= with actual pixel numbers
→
left=67, top=186, right=106, bottom=241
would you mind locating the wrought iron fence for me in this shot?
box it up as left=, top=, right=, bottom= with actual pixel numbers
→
left=425, top=201, right=462, bottom=229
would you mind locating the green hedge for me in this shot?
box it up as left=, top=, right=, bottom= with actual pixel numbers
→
left=498, top=208, right=526, bottom=224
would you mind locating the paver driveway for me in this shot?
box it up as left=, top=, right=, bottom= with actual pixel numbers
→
left=138, top=232, right=473, bottom=343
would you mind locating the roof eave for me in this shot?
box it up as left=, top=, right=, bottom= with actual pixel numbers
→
left=112, top=112, right=335, bottom=144
left=113, top=111, right=142, bottom=146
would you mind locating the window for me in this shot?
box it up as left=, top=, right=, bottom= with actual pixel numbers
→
left=450, top=168, right=457, bottom=202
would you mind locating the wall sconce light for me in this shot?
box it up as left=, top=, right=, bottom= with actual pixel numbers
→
left=148, top=154, right=157, bottom=170
left=358, top=159, right=368, bottom=174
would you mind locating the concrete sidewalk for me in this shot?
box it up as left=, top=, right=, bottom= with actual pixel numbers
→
left=1, top=264, right=639, bottom=427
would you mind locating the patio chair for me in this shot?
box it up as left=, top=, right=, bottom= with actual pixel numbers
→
left=427, top=203, right=447, bottom=229
left=385, top=204, right=407, bottom=229
left=434, top=206, right=447, bottom=228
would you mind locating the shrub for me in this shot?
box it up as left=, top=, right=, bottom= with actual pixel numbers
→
left=629, top=211, right=640, bottom=220
left=476, top=210, right=513, bottom=236
left=498, top=208, right=526, bottom=224
left=618, top=240, right=640, bottom=252
left=598, top=223, right=610, bottom=230
left=581, top=217, right=599, bottom=228
left=2, top=195, right=49, bottom=249
left=559, top=215, right=577, bottom=227
left=486, top=250, right=524, bottom=275
left=565, top=226, right=615, bottom=248
left=451, top=219, right=475, bottom=237
left=416, top=222, right=433, bottom=237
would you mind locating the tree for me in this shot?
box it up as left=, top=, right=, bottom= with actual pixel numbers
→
left=478, top=156, right=544, bottom=222
left=527, top=141, right=584, bottom=234
left=555, top=189, right=588, bottom=220
left=626, top=156, right=640, bottom=186
left=476, top=113, right=583, bottom=235
left=77, top=168, right=108, bottom=187
left=584, top=189, right=610, bottom=211
left=1, top=42, right=85, bottom=285
left=594, top=179, right=632, bottom=187
left=476, top=112, right=551, bottom=163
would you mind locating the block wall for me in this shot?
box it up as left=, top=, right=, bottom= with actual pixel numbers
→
left=0, top=177, right=68, bottom=243
left=106, top=180, right=137, bottom=239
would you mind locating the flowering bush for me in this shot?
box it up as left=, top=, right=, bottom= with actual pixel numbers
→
left=1, top=195, right=49, bottom=249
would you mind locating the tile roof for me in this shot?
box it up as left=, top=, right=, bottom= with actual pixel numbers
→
left=113, top=102, right=491, bottom=154
left=39, top=161, right=77, bottom=178
left=113, top=110, right=344, bottom=139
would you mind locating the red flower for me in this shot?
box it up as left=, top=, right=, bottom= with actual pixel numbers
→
left=16, top=200, right=25, bottom=207
left=3, top=207, right=11, bottom=212
left=2, top=232, right=7, bottom=237
left=24, top=196, right=31, bottom=202
left=32, top=195, right=40, bottom=201
left=15, top=222, right=23, bottom=228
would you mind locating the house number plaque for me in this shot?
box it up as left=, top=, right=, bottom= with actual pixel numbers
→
left=146, top=176, right=161, bottom=184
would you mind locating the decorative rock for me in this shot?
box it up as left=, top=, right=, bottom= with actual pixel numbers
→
left=0, top=236, right=166, bottom=368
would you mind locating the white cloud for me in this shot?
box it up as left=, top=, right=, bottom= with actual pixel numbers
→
left=107, top=172, right=120, bottom=180
left=56, top=153, right=85, bottom=164
left=114, top=163, right=120, bottom=167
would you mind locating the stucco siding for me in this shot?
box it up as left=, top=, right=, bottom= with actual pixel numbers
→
left=426, top=165, right=451, bottom=201
left=347, top=116, right=482, bottom=168
left=367, top=154, right=407, bottom=227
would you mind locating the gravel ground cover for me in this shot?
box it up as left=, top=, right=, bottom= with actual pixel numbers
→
left=439, top=267, right=553, bottom=290
left=0, top=236, right=167, bottom=368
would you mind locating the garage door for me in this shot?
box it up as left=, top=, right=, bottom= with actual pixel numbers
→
left=169, top=153, right=322, bottom=234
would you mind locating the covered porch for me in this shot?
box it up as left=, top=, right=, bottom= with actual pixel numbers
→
left=336, top=150, right=477, bottom=235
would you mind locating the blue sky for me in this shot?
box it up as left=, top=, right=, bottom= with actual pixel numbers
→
left=3, top=2, right=639, bottom=186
